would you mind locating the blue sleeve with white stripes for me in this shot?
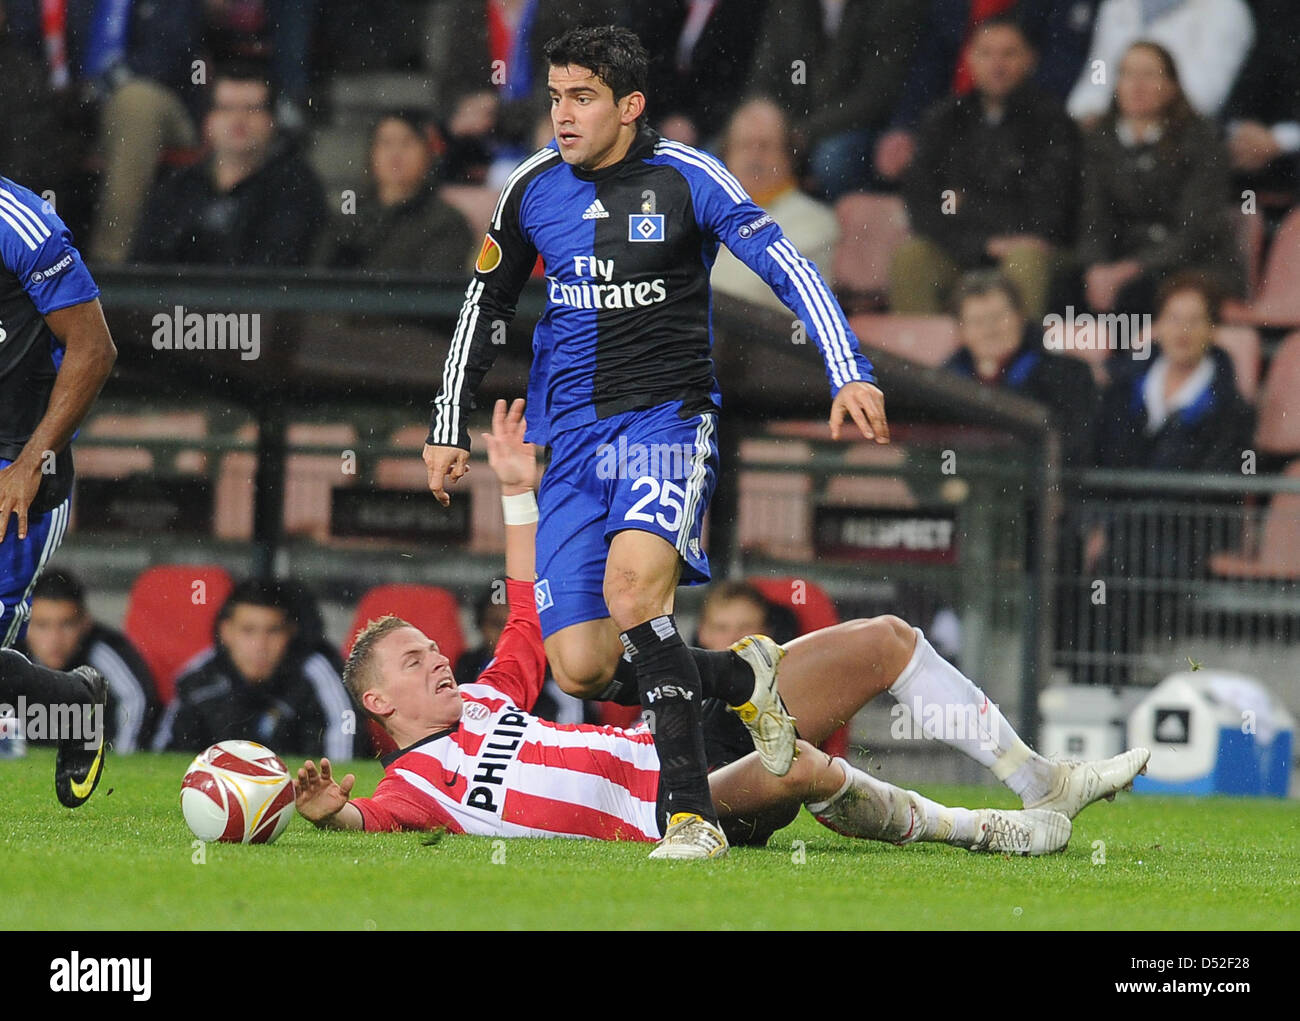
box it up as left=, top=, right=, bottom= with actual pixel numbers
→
left=672, top=153, right=876, bottom=396
left=0, top=178, right=99, bottom=316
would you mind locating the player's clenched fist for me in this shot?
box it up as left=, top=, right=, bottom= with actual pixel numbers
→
left=829, top=381, right=890, bottom=443
left=423, top=443, right=470, bottom=507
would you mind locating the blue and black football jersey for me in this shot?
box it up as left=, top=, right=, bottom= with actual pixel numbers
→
left=0, top=177, right=100, bottom=455
left=428, top=127, right=876, bottom=450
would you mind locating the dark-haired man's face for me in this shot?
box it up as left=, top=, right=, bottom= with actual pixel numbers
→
left=219, top=604, right=293, bottom=684
left=969, top=25, right=1034, bottom=102
left=548, top=64, right=640, bottom=170
left=206, top=79, right=275, bottom=164
left=27, top=598, right=90, bottom=672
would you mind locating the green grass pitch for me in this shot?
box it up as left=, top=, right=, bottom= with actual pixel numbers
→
left=2, top=750, right=1296, bottom=930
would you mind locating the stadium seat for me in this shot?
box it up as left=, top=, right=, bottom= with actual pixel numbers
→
left=1215, top=325, right=1261, bottom=402
left=1235, top=204, right=1266, bottom=299
left=215, top=422, right=359, bottom=541
left=76, top=410, right=209, bottom=478
left=825, top=442, right=917, bottom=509
left=438, top=184, right=499, bottom=234
left=1210, top=460, right=1300, bottom=579
left=738, top=438, right=814, bottom=559
left=831, top=193, right=911, bottom=312
left=123, top=565, right=234, bottom=703
left=375, top=425, right=505, bottom=552
left=1225, top=207, right=1300, bottom=328
left=1254, top=331, right=1300, bottom=456
left=343, top=584, right=467, bottom=667
left=849, top=314, right=959, bottom=367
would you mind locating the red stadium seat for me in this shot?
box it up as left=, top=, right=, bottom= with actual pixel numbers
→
left=123, top=565, right=234, bottom=703
left=1254, top=330, right=1300, bottom=457
left=849, top=313, right=959, bottom=367
left=748, top=577, right=850, bottom=758
left=1214, top=325, right=1261, bottom=402
left=343, top=584, right=467, bottom=664
left=831, top=193, right=911, bottom=311
left=1225, top=207, right=1300, bottom=328
left=1211, top=460, right=1300, bottom=579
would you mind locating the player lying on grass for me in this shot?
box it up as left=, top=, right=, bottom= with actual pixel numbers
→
left=294, top=400, right=1148, bottom=856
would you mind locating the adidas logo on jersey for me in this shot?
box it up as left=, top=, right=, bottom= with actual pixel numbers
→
left=582, top=199, right=610, bottom=220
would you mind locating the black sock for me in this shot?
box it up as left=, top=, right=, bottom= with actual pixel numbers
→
left=597, top=649, right=756, bottom=709
left=0, top=648, right=92, bottom=706
left=620, top=616, right=716, bottom=826
left=692, top=648, right=755, bottom=706
left=596, top=656, right=643, bottom=706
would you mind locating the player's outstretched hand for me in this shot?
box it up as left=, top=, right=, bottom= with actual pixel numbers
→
left=482, top=398, right=537, bottom=493
left=423, top=443, right=470, bottom=507
left=830, top=381, right=890, bottom=443
left=294, top=757, right=355, bottom=824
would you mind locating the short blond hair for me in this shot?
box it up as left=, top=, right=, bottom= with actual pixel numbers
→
left=343, top=615, right=414, bottom=720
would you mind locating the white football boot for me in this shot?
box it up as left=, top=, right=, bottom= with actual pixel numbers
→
left=728, top=634, right=797, bottom=776
left=1025, top=747, right=1151, bottom=819
left=968, top=809, right=1072, bottom=856
left=648, top=812, right=730, bottom=860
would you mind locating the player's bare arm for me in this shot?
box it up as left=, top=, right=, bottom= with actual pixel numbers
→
left=0, top=297, right=115, bottom=542
left=481, top=397, right=539, bottom=582
left=294, top=757, right=362, bottom=830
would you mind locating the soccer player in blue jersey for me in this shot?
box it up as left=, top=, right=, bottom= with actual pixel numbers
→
left=0, top=175, right=116, bottom=806
left=423, top=26, right=889, bottom=859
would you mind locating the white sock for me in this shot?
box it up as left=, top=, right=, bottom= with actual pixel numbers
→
left=808, top=759, right=978, bottom=846
left=888, top=628, right=1052, bottom=802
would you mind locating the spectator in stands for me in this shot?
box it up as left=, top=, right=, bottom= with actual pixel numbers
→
left=132, top=61, right=327, bottom=267
left=873, top=0, right=1021, bottom=184
left=695, top=581, right=798, bottom=653
left=891, top=17, right=1080, bottom=321
left=1081, top=272, right=1253, bottom=684
left=1224, top=0, right=1300, bottom=200
left=1016, top=0, right=1103, bottom=101
left=20, top=569, right=161, bottom=753
left=1066, top=0, right=1254, bottom=122
left=4, top=0, right=206, bottom=263
left=744, top=0, right=923, bottom=198
left=945, top=270, right=1097, bottom=465
left=1092, top=272, right=1253, bottom=472
left=204, top=0, right=322, bottom=134
left=710, top=98, right=838, bottom=312
left=627, top=1, right=764, bottom=145
left=435, top=0, right=612, bottom=178
left=153, top=579, right=358, bottom=759
left=1074, top=41, right=1241, bottom=316
left=455, top=583, right=595, bottom=725
left=316, top=110, right=473, bottom=274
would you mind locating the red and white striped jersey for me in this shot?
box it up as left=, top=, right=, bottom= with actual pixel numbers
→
left=351, top=579, right=662, bottom=842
